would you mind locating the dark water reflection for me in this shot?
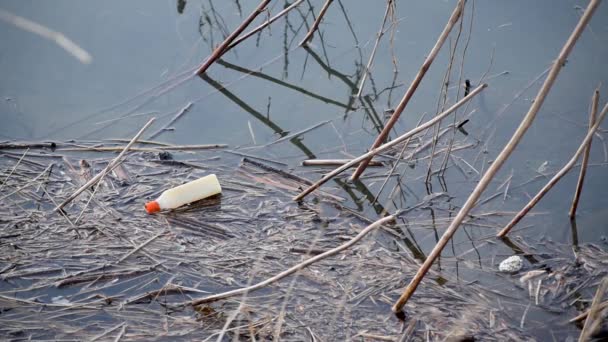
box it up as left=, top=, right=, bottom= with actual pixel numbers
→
left=1, top=0, right=608, bottom=339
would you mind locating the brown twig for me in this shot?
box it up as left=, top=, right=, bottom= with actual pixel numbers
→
left=186, top=214, right=396, bottom=306
left=497, top=101, right=608, bottom=237
left=299, top=0, right=334, bottom=46
left=569, top=88, right=599, bottom=218
left=579, top=277, right=608, bottom=342
left=53, top=118, right=156, bottom=212
left=302, top=159, right=383, bottom=167
left=293, top=83, right=486, bottom=201
left=194, top=0, right=272, bottom=76
left=228, top=0, right=304, bottom=50
left=356, top=0, right=393, bottom=97
left=350, top=0, right=465, bottom=181
left=391, top=0, right=601, bottom=313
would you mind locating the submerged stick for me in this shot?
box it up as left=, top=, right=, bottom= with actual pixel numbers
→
left=569, top=89, right=599, bottom=218
left=186, top=214, right=396, bottom=306
left=350, top=0, right=465, bottom=181
left=299, top=0, right=334, bottom=46
left=53, top=118, right=155, bottom=212
left=194, top=0, right=271, bottom=76
left=392, top=0, right=601, bottom=313
left=579, top=277, right=608, bottom=342
left=293, top=84, right=486, bottom=201
left=498, top=102, right=608, bottom=237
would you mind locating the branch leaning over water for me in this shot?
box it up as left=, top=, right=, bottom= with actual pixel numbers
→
left=391, top=0, right=601, bottom=313
left=185, top=214, right=397, bottom=306
left=292, top=83, right=486, bottom=202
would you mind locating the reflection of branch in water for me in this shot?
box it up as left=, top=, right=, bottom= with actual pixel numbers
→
left=302, top=45, right=384, bottom=131
left=215, top=59, right=351, bottom=109
left=200, top=73, right=316, bottom=158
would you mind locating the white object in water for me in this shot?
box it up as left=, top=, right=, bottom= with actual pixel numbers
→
left=498, top=255, right=523, bottom=273
left=145, top=174, right=222, bottom=214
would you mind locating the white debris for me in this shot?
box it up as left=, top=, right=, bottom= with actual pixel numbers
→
left=499, top=255, right=523, bottom=273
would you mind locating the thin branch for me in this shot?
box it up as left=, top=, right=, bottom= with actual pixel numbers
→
left=299, top=0, right=334, bottom=46
left=195, top=0, right=272, bottom=76
left=579, top=277, right=608, bottom=342
left=356, top=0, right=393, bottom=97
left=229, top=0, right=304, bottom=49
left=497, top=101, right=608, bottom=237
left=293, top=83, right=486, bottom=201
left=186, top=214, right=396, bottom=306
left=391, top=0, right=601, bottom=313
left=350, top=0, right=465, bottom=181
left=569, top=88, right=599, bottom=218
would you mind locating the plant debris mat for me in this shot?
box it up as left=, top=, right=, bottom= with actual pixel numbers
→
left=1, top=150, right=605, bottom=341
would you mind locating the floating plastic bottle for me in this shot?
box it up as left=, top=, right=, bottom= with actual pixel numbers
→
left=145, top=174, right=221, bottom=214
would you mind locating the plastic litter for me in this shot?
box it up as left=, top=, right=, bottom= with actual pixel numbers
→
left=145, top=174, right=221, bottom=214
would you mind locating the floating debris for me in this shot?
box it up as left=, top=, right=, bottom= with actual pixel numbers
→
left=499, top=255, right=524, bottom=273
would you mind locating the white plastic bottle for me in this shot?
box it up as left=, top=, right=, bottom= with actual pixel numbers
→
left=145, top=174, right=222, bottom=214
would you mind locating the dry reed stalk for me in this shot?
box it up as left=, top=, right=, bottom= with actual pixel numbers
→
left=391, top=0, right=601, bottom=313
left=350, top=0, right=465, bottom=181
left=570, top=300, right=608, bottom=323
left=302, top=159, right=383, bottom=167
left=228, top=0, right=304, bottom=49
left=497, top=102, right=608, bottom=237
left=293, top=83, right=486, bottom=201
left=299, top=0, right=334, bottom=46
left=356, top=0, right=394, bottom=98
left=579, top=277, right=608, bottom=342
left=53, top=118, right=156, bottom=212
left=569, top=88, right=599, bottom=218
left=186, top=214, right=396, bottom=306
left=59, top=144, right=227, bottom=152
left=194, top=0, right=271, bottom=76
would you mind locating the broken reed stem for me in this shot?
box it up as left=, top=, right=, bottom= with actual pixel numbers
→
left=53, top=118, right=156, bottom=212
left=117, top=229, right=167, bottom=264
left=350, top=0, right=465, bottom=181
left=293, top=83, right=486, bottom=201
left=497, top=102, right=608, bottom=237
left=302, top=159, right=383, bottom=167
left=194, top=0, right=271, bottom=76
left=391, top=0, right=601, bottom=313
left=186, top=214, right=396, bottom=306
left=569, top=89, right=599, bottom=218
left=579, top=277, right=608, bottom=342
left=299, top=0, right=334, bottom=46
left=59, top=144, right=227, bottom=152
left=356, top=0, right=393, bottom=98
left=229, top=0, right=304, bottom=50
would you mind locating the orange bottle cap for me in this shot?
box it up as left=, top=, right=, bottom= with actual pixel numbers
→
left=145, top=201, right=161, bottom=214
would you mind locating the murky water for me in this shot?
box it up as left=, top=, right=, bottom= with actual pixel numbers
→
left=1, top=0, right=608, bottom=339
